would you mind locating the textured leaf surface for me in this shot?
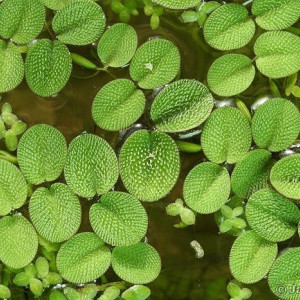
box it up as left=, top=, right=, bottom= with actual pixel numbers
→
left=112, top=243, right=161, bottom=284
left=64, top=134, right=118, bottom=198
left=57, top=233, right=111, bottom=283
left=0, top=41, right=24, bottom=93
left=207, top=54, right=255, bottom=97
left=90, top=192, right=147, bottom=246
left=183, top=162, right=230, bottom=214
left=0, top=160, right=27, bottom=216
left=119, top=130, right=180, bottom=202
left=270, top=154, right=300, bottom=199
left=92, top=79, right=145, bottom=131
left=252, top=98, right=300, bottom=152
left=52, top=0, right=106, bottom=45
left=41, top=0, right=70, bottom=10
left=269, top=248, right=300, bottom=300
left=25, top=39, right=72, bottom=97
left=254, top=31, right=300, bottom=78
left=231, top=150, right=274, bottom=199
left=246, top=189, right=300, bottom=242
left=0, top=215, right=38, bottom=269
left=129, top=39, right=180, bottom=89
left=97, top=23, right=137, bottom=68
left=29, top=183, right=81, bottom=243
left=0, top=0, right=45, bottom=44
left=229, top=230, right=277, bottom=284
left=252, top=0, right=300, bottom=30
left=153, top=0, right=201, bottom=9
left=203, top=4, right=255, bottom=50
left=17, top=124, right=67, bottom=185
left=201, top=107, right=252, bottom=164
left=150, top=79, right=214, bottom=132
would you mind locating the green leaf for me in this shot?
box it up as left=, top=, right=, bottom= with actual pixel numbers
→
left=201, top=107, right=252, bottom=164
left=153, top=0, right=201, bottom=9
left=252, top=98, right=300, bottom=152
left=35, top=257, right=49, bottom=279
left=25, top=39, right=72, bottom=97
left=0, top=0, right=45, bottom=44
left=52, top=0, right=106, bottom=46
left=57, top=232, right=111, bottom=283
left=100, top=286, right=120, bottom=300
left=0, top=215, right=38, bottom=269
left=122, top=285, right=151, bottom=300
left=41, top=0, right=70, bottom=10
left=252, top=0, right=300, bottom=30
left=13, top=272, right=31, bottom=286
left=183, top=162, right=230, bottom=214
left=246, top=188, right=300, bottom=242
left=270, top=154, right=300, bottom=199
left=90, top=191, right=148, bottom=246
left=119, top=130, right=180, bottom=202
left=92, top=79, right=146, bottom=131
left=0, top=160, right=27, bottom=216
left=29, top=278, right=43, bottom=297
left=150, top=79, right=214, bottom=132
left=203, top=3, right=255, bottom=50
left=0, top=285, right=10, bottom=299
left=29, top=183, right=81, bottom=243
left=64, top=133, right=118, bottom=198
left=0, top=41, right=24, bottom=93
left=17, top=124, right=67, bottom=185
left=112, top=243, right=161, bottom=284
left=207, top=54, right=255, bottom=97
left=268, top=248, right=300, bottom=300
left=129, top=39, right=180, bottom=89
left=254, top=31, right=300, bottom=79
left=50, top=290, right=67, bottom=300
left=229, top=230, right=277, bottom=284
left=231, top=150, right=274, bottom=199
left=97, top=23, right=137, bottom=68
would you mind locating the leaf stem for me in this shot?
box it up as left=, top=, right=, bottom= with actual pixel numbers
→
left=176, top=140, right=202, bottom=153
left=0, top=150, right=18, bottom=164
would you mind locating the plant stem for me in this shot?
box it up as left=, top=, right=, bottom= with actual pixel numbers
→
left=286, top=27, right=300, bottom=35
left=176, top=140, right=202, bottom=153
left=0, top=150, right=18, bottom=164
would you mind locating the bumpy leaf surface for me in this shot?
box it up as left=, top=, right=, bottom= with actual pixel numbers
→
left=41, top=0, right=70, bottom=10
left=153, top=0, right=201, bottom=9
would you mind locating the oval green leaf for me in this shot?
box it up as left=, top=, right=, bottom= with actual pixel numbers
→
left=229, top=230, right=277, bottom=284
left=150, top=79, right=214, bottom=132
left=29, top=183, right=82, bottom=243
left=0, top=215, right=38, bottom=269
left=207, top=54, right=255, bottom=97
left=17, top=124, right=67, bottom=185
left=129, top=39, right=180, bottom=89
left=252, top=98, right=300, bottom=152
left=153, top=0, right=201, bottom=9
left=64, top=133, right=119, bottom=198
left=92, top=79, right=146, bottom=131
left=183, top=162, right=230, bottom=214
left=112, top=243, right=161, bottom=284
left=119, top=130, right=180, bottom=202
left=41, top=0, right=70, bottom=10
left=201, top=107, right=252, bottom=164
left=90, top=192, right=148, bottom=246
left=52, top=0, right=106, bottom=46
left=97, top=23, right=138, bottom=68
left=57, top=232, right=111, bottom=283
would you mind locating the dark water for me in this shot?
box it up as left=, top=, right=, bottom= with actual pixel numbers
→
left=3, top=2, right=296, bottom=299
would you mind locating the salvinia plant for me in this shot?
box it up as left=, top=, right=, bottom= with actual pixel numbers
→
left=0, top=0, right=300, bottom=299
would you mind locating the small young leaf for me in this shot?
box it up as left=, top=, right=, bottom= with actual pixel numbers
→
left=64, top=133, right=118, bottom=198
left=0, top=215, right=38, bottom=269
left=5, top=130, right=18, bottom=151
left=52, top=0, right=106, bottom=45
left=166, top=199, right=183, bottom=216
left=179, top=208, right=195, bottom=225
left=13, top=272, right=31, bottom=286
left=41, top=0, right=70, bottom=10
left=57, top=232, right=111, bottom=283
left=25, top=39, right=72, bottom=97
left=150, top=79, right=214, bottom=132
left=229, top=230, right=277, bottom=284
left=112, top=243, right=161, bottom=284
left=252, top=0, right=300, bottom=30
left=183, top=162, right=230, bottom=214
left=122, top=285, right=150, bottom=300
left=254, top=31, right=300, bottom=79
left=129, top=39, right=180, bottom=89
left=0, top=0, right=45, bottom=44
left=24, top=264, right=37, bottom=278
left=17, top=124, right=67, bottom=185
left=153, top=0, right=201, bottom=9
left=92, top=79, right=146, bottom=131
left=97, top=23, right=138, bottom=68
left=119, top=130, right=180, bottom=202
left=207, top=54, right=255, bottom=97
left=29, top=278, right=43, bottom=297
left=50, top=290, right=67, bottom=300
left=201, top=107, right=252, bottom=164
left=0, top=285, right=10, bottom=299
left=227, top=281, right=241, bottom=298
left=29, top=183, right=82, bottom=243
left=35, top=257, right=49, bottom=279
left=203, top=4, right=255, bottom=50
left=90, top=191, right=148, bottom=246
